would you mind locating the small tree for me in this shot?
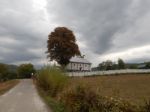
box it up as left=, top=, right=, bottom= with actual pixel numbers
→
left=145, top=62, right=150, bottom=69
left=47, top=27, right=81, bottom=68
left=99, top=60, right=113, bottom=70
left=118, top=58, right=125, bottom=69
left=0, top=63, right=9, bottom=82
left=18, top=63, right=35, bottom=78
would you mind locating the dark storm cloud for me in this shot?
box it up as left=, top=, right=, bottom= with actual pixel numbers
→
left=47, top=0, right=150, bottom=54
left=0, top=0, right=48, bottom=64
left=0, top=48, right=39, bottom=64
left=1, top=0, right=150, bottom=66
left=47, top=0, right=131, bottom=54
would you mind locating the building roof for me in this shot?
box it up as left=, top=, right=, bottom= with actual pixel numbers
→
left=70, top=56, right=91, bottom=64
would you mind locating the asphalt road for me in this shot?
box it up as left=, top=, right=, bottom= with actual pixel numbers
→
left=0, top=79, right=50, bottom=112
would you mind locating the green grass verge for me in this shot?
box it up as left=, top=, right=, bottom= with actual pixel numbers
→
left=37, top=87, right=65, bottom=112
left=0, top=79, right=19, bottom=95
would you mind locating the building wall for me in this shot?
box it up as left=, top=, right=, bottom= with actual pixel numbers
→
left=66, top=62, right=91, bottom=71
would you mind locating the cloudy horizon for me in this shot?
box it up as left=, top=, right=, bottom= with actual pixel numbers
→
left=0, top=0, right=150, bottom=67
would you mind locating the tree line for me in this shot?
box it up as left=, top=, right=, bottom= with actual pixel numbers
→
left=98, top=58, right=126, bottom=70
left=93, top=59, right=150, bottom=71
left=0, top=63, right=35, bottom=82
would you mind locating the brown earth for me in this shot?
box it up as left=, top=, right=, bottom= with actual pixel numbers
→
left=0, top=80, right=19, bottom=95
left=70, top=74, right=150, bottom=104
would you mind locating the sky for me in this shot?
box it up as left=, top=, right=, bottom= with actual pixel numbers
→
left=0, top=0, right=150, bottom=67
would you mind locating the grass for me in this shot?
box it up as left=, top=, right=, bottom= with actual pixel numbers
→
left=37, top=87, right=65, bottom=112
left=0, top=80, right=19, bottom=95
left=36, top=66, right=68, bottom=112
left=36, top=67, right=150, bottom=112
left=70, top=74, right=150, bottom=104
left=37, top=66, right=68, bottom=97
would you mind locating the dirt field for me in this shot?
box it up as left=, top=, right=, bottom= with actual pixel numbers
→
left=0, top=80, right=19, bottom=95
left=70, top=74, right=150, bottom=104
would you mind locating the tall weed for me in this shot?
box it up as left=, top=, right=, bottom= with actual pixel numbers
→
left=36, top=68, right=150, bottom=112
left=60, top=84, right=138, bottom=112
left=37, top=66, right=68, bottom=97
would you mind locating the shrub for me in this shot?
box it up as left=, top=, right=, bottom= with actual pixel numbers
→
left=60, top=84, right=138, bottom=112
left=37, top=66, right=68, bottom=97
left=60, top=84, right=100, bottom=112
left=0, top=64, right=9, bottom=82
left=140, top=100, right=150, bottom=112
left=36, top=67, right=150, bottom=112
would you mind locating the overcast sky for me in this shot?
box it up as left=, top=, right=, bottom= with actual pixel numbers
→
left=0, top=0, right=150, bottom=67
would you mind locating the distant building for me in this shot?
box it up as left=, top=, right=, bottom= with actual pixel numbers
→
left=66, top=56, right=91, bottom=72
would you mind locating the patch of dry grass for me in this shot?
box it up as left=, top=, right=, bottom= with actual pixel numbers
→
left=70, top=74, right=150, bottom=104
left=0, top=80, right=19, bottom=95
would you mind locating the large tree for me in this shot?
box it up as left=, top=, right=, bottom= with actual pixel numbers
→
left=47, top=27, right=81, bottom=67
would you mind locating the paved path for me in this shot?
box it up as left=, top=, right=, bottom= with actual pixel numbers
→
left=0, top=79, right=50, bottom=112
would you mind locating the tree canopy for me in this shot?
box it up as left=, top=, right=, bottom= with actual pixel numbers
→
left=18, top=63, right=35, bottom=78
left=99, top=60, right=113, bottom=70
left=145, top=62, right=150, bottom=69
left=118, top=58, right=126, bottom=69
left=0, top=63, right=8, bottom=75
left=0, top=63, right=9, bottom=81
left=47, top=27, right=81, bottom=67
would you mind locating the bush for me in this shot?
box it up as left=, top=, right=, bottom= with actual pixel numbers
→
left=6, top=72, right=18, bottom=80
left=0, top=64, right=9, bottom=82
left=37, top=66, right=68, bottom=97
left=60, top=84, right=100, bottom=112
left=140, top=100, right=150, bottom=112
left=60, top=84, right=138, bottom=112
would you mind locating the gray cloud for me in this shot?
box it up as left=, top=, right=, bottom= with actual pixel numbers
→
left=0, top=0, right=48, bottom=65
left=0, top=0, right=150, bottom=66
left=47, top=0, right=133, bottom=54
left=47, top=0, right=150, bottom=54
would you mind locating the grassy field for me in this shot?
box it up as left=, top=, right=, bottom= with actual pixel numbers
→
left=36, top=67, right=150, bottom=112
left=0, top=80, right=19, bottom=95
left=70, top=74, right=150, bottom=104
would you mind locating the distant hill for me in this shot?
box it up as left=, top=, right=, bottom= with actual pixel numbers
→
left=7, top=65, right=18, bottom=72
left=0, top=63, right=18, bottom=73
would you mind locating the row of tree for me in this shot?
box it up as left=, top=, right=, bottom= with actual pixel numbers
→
left=98, top=58, right=125, bottom=70
left=0, top=63, right=35, bottom=82
left=96, top=59, right=150, bottom=71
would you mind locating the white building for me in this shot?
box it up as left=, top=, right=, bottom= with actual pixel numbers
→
left=66, top=56, right=91, bottom=72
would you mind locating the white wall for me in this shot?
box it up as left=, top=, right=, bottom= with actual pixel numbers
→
left=67, top=69, right=150, bottom=77
left=66, top=62, right=91, bottom=71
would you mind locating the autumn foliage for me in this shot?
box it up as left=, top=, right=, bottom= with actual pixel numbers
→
left=47, top=27, right=81, bottom=67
